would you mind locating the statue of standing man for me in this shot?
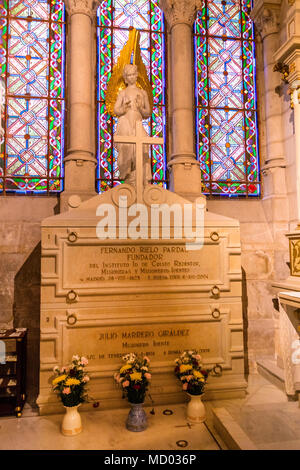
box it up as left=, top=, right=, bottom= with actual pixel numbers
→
left=106, top=29, right=153, bottom=187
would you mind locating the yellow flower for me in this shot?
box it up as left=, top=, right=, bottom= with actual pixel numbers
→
left=192, top=370, right=205, bottom=382
left=193, top=370, right=204, bottom=379
left=179, top=364, right=192, bottom=373
left=120, top=364, right=132, bottom=374
left=130, top=372, right=142, bottom=381
left=52, top=374, right=67, bottom=385
left=65, top=378, right=80, bottom=386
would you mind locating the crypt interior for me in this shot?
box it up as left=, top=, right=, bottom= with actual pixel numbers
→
left=1, top=0, right=300, bottom=450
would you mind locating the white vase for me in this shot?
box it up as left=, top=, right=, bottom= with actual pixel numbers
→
left=62, top=404, right=82, bottom=436
left=186, top=393, right=206, bottom=424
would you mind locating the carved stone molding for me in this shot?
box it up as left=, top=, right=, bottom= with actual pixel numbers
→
left=251, top=0, right=281, bottom=39
left=159, top=0, right=202, bottom=29
left=64, top=0, right=100, bottom=17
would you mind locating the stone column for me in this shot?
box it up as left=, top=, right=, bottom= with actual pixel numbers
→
left=251, top=0, right=289, bottom=240
left=291, top=82, right=300, bottom=223
left=273, top=33, right=300, bottom=281
left=61, top=0, right=99, bottom=211
left=252, top=2, right=285, bottom=171
left=273, top=0, right=300, bottom=224
left=160, top=0, right=204, bottom=201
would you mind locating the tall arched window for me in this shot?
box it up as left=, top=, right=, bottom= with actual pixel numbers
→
left=195, top=0, right=260, bottom=197
left=0, top=0, right=65, bottom=194
left=97, top=0, right=167, bottom=193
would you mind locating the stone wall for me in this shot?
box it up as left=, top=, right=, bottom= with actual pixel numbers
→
left=207, top=199, right=290, bottom=373
left=0, top=197, right=59, bottom=406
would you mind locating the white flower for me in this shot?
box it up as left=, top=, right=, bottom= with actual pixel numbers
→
left=126, top=353, right=136, bottom=364
left=72, top=355, right=80, bottom=361
left=80, top=357, right=89, bottom=366
left=53, top=366, right=59, bottom=373
left=123, top=353, right=136, bottom=362
left=83, top=375, right=89, bottom=383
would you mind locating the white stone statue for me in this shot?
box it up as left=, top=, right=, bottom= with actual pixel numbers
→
left=114, top=64, right=152, bottom=185
left=106, top=29, right=154, bottom=187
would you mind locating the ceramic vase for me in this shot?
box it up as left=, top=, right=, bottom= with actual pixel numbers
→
left=62, top=404, right=82, bottom=436
left=126, top=402, right=147, bottom=432
left=186, top=393, right=206, bottom=424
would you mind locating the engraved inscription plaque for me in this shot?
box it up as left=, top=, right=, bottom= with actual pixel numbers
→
left=63, top=242, right=225, bottom=292
left=64, top=320, right=225, bottom=370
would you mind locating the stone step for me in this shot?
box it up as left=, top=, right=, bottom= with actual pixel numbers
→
left=256, top=358, right=286, bottom=393
left=210, top=375, right=300, bottom=449
left=212, top=408, right=257, bottom=450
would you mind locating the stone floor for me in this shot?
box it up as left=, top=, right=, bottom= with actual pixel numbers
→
left=206, top=374, right=300, bottom=450
left=0, top=402, right=223, bottom=451
left=1, top=374, right=300, bottom=450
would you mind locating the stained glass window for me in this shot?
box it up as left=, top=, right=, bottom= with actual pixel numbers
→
left=97, top=0, right=167, bottom=192
left=195, top=0, right=260, bottom=197
left=0, top=0, right=65, bottom=194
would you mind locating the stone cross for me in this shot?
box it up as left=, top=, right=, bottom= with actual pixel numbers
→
left=114, top=121, right=164, bottom=202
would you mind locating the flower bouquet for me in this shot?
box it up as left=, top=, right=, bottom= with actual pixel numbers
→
left=52, top=355, right=90, bottom=436
left=52, top=355, right=90, bottom=406
left=174, top=350, right=209, bottom=423
left=114, top=353, right=151, bottom=432
left=174, top=350, right=209, bottom=395
left=114, top=353, right=151, bottom=403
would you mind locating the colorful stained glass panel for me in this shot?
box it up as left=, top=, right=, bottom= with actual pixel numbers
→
left=207, top=0, right=240, bottom=38
left=0, top=0, right=65, bottom=194
left=210, top=109, right=245, bottom=181
left=97, top=0, right=167, bottom=192
left=10, top=0, right=49, bottom=20
left=195, top=0, right=260, bottom=197
left=113, top=0, right=150, bottom=29
left=208, top=38, right=243, bottom=109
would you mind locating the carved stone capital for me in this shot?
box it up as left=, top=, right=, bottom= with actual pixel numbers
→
left=65, top=0, right=100, bottom=17
left=159, top=0, right=202, bottom=29
left=251, top=0, right=281, bottom=40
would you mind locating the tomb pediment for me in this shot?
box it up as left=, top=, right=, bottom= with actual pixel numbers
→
left=42, top=184, right=239, bottom=228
